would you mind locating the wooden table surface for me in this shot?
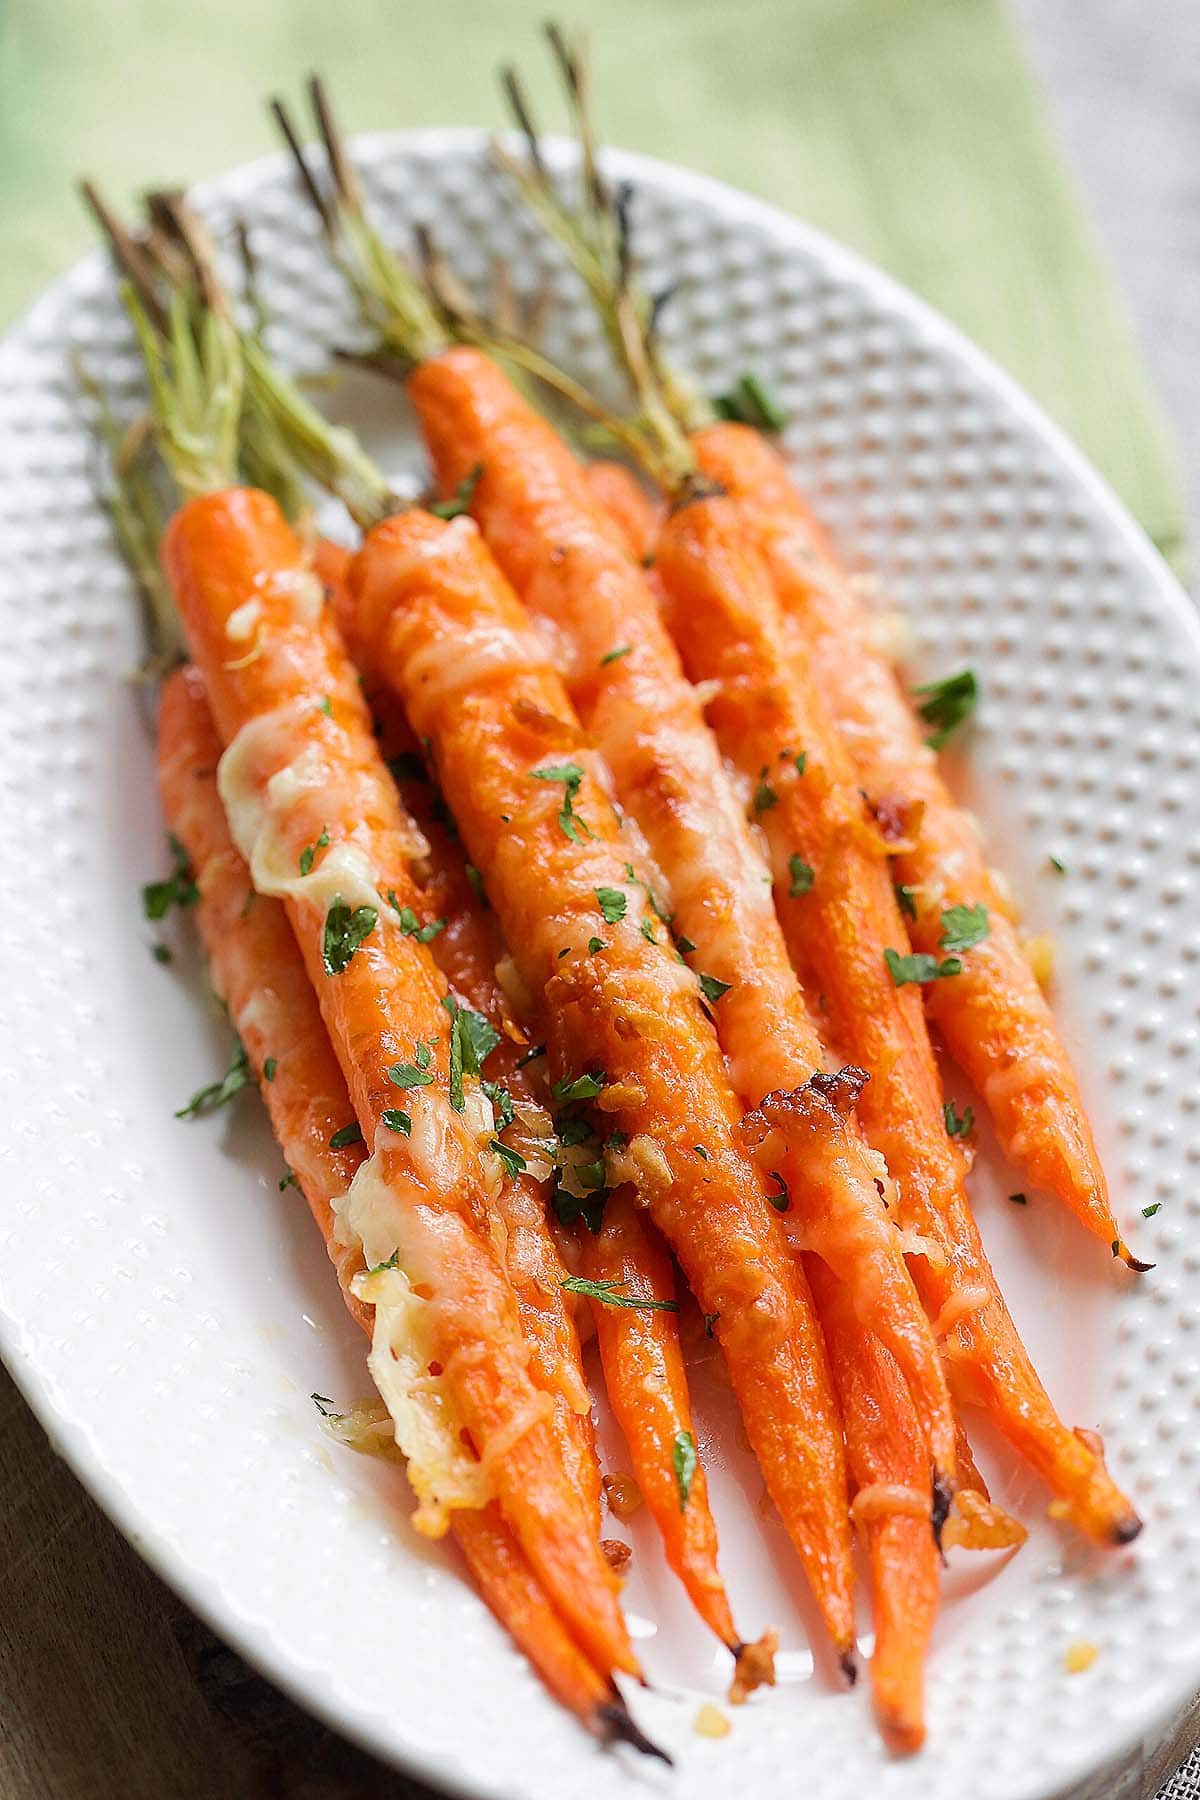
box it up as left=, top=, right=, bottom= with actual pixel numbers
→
left=3, top=4, right=1196, bottom=1796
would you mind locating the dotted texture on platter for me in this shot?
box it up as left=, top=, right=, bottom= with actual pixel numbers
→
left=1, top=133, right=1200, bottom=1800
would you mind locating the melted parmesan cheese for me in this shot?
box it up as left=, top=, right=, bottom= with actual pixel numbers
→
left=225, top=598, right=262, bottom=642
left=929, top=1285, right=991, bottom=1341
left=402, top=618, right=548, bottom=720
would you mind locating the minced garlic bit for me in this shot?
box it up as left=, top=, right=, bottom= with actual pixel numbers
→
left=1065, top=1640, right=1099, bottom=1674
left=694, top=1703, right=732, bottom=1740
left=602, top=1472, right=644, bottom=1519
left=1022, top=931, right=1057, bottom=988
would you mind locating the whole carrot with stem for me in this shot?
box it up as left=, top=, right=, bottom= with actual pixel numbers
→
left=273, top=76, right=959, bottom=1512
left=87, top=191, right=635, bottom=1681
left=152, top=663, right=652, bottom=1747
left=488, top=54, right=1141, bottom=1550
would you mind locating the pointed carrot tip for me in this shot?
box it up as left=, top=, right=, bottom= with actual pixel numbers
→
left=839, top=1648, right=858, bottom=1687
left=1111, top=1513, right=1143, bottom=1546
left=1119, top=1243, right=1155, bottom=1274
left=596, top=1700, right=673, bottom=1764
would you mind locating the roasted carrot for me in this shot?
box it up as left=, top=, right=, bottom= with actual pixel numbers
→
left=652, top=489, right=1139, bottom=1545
left=155, top=661, right=634, bottom=1739
left=101, top=234, right=635, bottom=1682
left=690, top=421, right=1142, bottom=1266
left=348, top=504, right=858, bottom=1669
left=580, top=1187, right=775, bottom=1700
left=806, top=1257, right=937, bottom=1754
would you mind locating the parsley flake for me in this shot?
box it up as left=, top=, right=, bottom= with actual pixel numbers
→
left=1047, top=854, right=1069, bottom=877
left=1009, top=1192, right=1028, bottom=1206
left=387, top=1061, right=434, bottom=1090
left=885, top=948, right=963, bottom=986
left=176, top=1040, right=251, bottom=1118
left=299, top=827, right=330, bottom=878
left=531, top=763, right=592, bottom=843
left=318, top=695, right=333, bottom=718
left=601, top=644, right=632, bottom=667
left=1143, top=1202, right=1162, bottom=1218
left=698, top=972, right=732, bottom=1004
left=381, top=1109, right=412, bottom=1136
left=943, top=1101, right=974, bottom=1140
left=515, top=1043, right=546, bottom=1069
left=143, top=831, right=198, bottom=920
left=482, top=1080, right=515, bottom=1128
left=322, top=898, right=378, bottom=975
left=595, top=886, right=628, bottom=924
left=552, top=1070, right=607, bottom=1103
left=940, top=903, right=989, bottom=954
left=912, top=669, right=977, bottom=750
left=465, top=864, right=487, bottom=904
left=279, top=1168, right=298, bottom=1191
left=329, top=1121, right=364, bottom=1148
left=151, top=943, right=172, bottom=965
left=588, top=936, right=606, bottom=954
left=395, top=904, right=446, bottom=944
left=752, top=776, right=778, bottom=815
left=491, top=1139, right=528, bottom=1179
left=430, top=462, right=483, bottom=520
left=895, top=882, right=918, bottom=920
left=788, top=855, right=814, bottom=897
left=561, top=1276, right=680, bottom=1315
left=766, top=1170, right=790, bottom=1212
left=704, top=1312, right=719, bottom=1338
left=672, top=1429, right=698, bottom=1510
left=263, top=1057, right=277, bottom=1083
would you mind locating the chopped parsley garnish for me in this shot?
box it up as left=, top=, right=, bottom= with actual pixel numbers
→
left=588, top=936, right=606, bottom=954
left=492, top=1140, right=528, bottom=1179
left=943, top=1101, right=974, bottom=1140
left=1110, top=1239, right=1120, bottom=1258
left=465, top=864, right=487, bottom=903
left=483, top=1080, right=515, bottom=1129
left=561, top=1276, right=680, bottom=1315
left=263, top=1057, right=277, bottom=1083
left=699, top=972, right=732, bottom=1004
left=793, top=751, right=807, bottom=776
left=515, top=1043, right=546, bottom=1069
left=387, top=1060, right=435, bottom=1090
left=322, top=898, right=378, bottom=975
left=912, top=669, right=977, bottom=750
left=531, top=763, right=592, bottom=843
left=318, top=696, right=333, bottom=718
left=415, top=1041, right=433, bottom=1071
left=329, top=1121, right=364, bottom=1148
left=442, top=995, right=501, bottom=1071
left=552, top=1070, right=607, bottom=1103
left=299, top=828, right=330, bottom=877
left=672, top=1429, right=698, bottom=1510
left=175, top=1040, right=251, bottom=1118
left=895, top=883, right=918, bottom=920
left=712, top=371, right=786, bottom=433
left=279, top=1168, right=298, bottom=1191
left=595, top=886, right=627, bottom=924
left=552, top=1186, right=607, bottom=1234
left=394, top=903, right=446, bottom=944
left=885, top=948, right=963, bottom=986
left=788, top=855, right=814, bottom=897
left=622, top=862, right=671, bottom=924
left=151, top=943, right=172, bottom=965
left=639, top=917, right=658, bottom=945
left=766, top=1170, right=790, bottom=1211
left=1143, top=1202, right=1162, bottom=1218
left=430, top=461, right=484, bottom=520
left=1047, top=854, right=1069, bottom=876
left=940, top=903, right=989, bottom=954
left=675, top=935, right=697, bottom=956
left=367, top=1249, right=401, bottom=1273
left=704, top=1312, right=719, bottom=1338
left=381, top=1109, right=412, bottom=1136
left=143, top=831, right=198, bottom=920
left=1009, top=1191, right=1027, bottom=1205
left=386, top=751, right=427, bottom=784
left=752, top=774, right=778, bottom=815
left=695, top=1145, right=709, bottom=1161
left=600, top=644, right=632, bottom=667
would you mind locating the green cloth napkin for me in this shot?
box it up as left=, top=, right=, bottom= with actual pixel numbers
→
left=0, top=0, right=1183, bottom=564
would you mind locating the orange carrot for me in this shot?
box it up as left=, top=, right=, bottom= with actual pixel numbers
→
left=806, top=1257, right=937, bottom=1754
left=408, top=347, right=955, bottom=1491
left=348, top=504, right=858, bottom=1669
left=154, top=661, right=624, bottom=1736
left=652, top=490, right=1139, bottom=1547
left=582, top=461, right=662, bottom=568
left=580, top=1187, right=774, bottom=1699
left=161, top=484, right=634, bottom=1678
left=692, top=422, right=1140, bottom=1266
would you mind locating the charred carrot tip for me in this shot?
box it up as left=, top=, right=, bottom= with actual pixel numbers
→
left=1118, top=1244, right=1156, bottom=1274
left=596, top=1700, right=673, bottom=1764
left=728, top=1630, right=779, bottom=1704
left=839, top=1649, right=859, bottom=1688
left=1111, top=1513, right=1143, bottom=1546
left=932, top=1469, right=954, bottom=1559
